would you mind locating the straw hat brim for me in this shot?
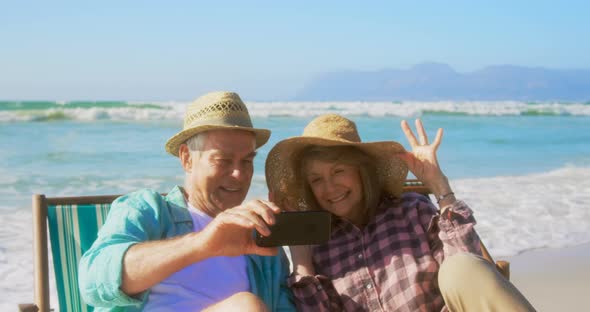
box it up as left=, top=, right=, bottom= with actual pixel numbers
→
left=166, top=125, right=271, bottom=156
left=265, top=136, right=408, bottom=210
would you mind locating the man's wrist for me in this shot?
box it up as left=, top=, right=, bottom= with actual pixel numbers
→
left=184, top=231, right=216, bottom=261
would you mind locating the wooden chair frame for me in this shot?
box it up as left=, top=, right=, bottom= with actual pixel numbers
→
left=19, top=194, right=120, bottom=312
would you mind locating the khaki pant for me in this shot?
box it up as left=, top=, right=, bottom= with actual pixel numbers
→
left=439, top=253, right=536, bottom=312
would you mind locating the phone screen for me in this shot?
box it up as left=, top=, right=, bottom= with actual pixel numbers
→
left=254, top=211, right=331, bottom=247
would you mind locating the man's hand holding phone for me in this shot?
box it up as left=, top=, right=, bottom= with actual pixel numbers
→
left=200, top=199, right=282, bottom=257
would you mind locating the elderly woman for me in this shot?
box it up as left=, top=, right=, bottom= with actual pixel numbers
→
left=265, top=114, right=534, bottom=312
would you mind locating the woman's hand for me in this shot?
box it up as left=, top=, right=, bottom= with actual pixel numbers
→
left=399, top=119, right=454, bottom=201
left=289, top=245, right=316, bottom=276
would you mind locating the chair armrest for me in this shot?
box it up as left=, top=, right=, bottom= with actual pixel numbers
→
left=495, top=260, right=510, bottom=280
left=18, top=303, right=39, bottom=312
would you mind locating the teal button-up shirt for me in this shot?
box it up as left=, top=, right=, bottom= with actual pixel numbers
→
left=78, top=186, right=295, bottom=311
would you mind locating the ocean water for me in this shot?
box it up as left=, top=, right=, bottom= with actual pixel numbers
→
left=1, top=100, right=590, bottom=309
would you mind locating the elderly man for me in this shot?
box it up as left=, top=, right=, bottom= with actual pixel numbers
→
left=79, top=91, right=295, bottom=311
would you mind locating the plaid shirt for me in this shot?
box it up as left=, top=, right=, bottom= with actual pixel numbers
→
left=288, top=192, right=482, bottom=312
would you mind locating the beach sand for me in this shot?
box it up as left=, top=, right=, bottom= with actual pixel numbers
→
left=503, top=243, right=590, bottom=311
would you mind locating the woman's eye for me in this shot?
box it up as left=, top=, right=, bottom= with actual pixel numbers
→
left=310, top=178, right=321, bottom=184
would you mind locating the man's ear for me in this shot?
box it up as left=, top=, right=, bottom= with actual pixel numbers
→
left=179, top=144, right=192, bottom=172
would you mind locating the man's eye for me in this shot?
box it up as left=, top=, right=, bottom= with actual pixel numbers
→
left=310, top=178, right=321, bottom=184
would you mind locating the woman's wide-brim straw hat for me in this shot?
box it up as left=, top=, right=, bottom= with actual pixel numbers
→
left=165, top=91, right=270, bottom=156
left=265, top=114, right=408, bottom=210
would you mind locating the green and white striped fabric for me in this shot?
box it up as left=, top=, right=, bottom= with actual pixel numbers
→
left=47, top=203, right=111, bottom=312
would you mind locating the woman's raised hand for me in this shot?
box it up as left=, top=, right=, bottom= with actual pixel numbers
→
left=399, top=119, right=452, bottom=196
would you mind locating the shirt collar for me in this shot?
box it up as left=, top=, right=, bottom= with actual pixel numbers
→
left=165, top=186, right=193, bottom=223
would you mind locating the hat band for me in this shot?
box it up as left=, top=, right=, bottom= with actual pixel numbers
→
left=184, top=112, right=254, bottom=130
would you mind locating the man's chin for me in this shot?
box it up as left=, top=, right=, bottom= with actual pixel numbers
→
left=207, top=190, right=244, bottom=211
left=217, top=193, right=247, bottom=209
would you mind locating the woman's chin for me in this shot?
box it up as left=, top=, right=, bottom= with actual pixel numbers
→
left=326, top=205, right=353, bottom=219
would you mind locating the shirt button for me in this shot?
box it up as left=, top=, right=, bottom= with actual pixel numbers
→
left=366, top=284, right=372, bottom=290
left=357, top=253, right=363, bottom=259
left=317, top=285, right=323, bottom=290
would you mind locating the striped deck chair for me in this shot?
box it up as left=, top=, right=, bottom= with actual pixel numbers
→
left=19, top=194, right=119, bottom=312
left=19, top=181, right=508, bottom=312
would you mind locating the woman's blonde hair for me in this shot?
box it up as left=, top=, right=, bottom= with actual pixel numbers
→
left=297, top=145, right=382, bottom=220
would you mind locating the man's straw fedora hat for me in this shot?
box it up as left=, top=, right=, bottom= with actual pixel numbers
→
left=166, top=91, right=270, bottom=156
left=265, top=114, right=408, bottom=210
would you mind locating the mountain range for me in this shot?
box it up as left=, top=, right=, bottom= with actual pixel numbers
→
left=293, top=63, right=590, bottom=101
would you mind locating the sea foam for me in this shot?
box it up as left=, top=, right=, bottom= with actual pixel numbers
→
left=452, top=166, right=590, bottom=257
left=1, top=101, right=589, bottom=122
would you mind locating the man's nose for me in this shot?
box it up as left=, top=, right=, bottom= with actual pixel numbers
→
left=230, top=164, right=248, bottom=180
left=230, top=168, right=243, bottom=180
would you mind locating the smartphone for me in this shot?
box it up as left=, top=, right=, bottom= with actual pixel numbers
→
left=254, top=211, right=332, bottom=247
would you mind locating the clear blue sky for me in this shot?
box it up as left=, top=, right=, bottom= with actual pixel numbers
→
left=1, top=0, right=588, bottom=100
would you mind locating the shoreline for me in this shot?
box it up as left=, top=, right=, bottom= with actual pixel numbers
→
left=502, top=242, right=590, bottom=311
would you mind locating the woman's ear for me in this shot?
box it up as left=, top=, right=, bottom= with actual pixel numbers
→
left=179, top=144, right=192, bottom=172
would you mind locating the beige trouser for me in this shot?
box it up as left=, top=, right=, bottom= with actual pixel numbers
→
left=438, top=253, right=536, bottom=312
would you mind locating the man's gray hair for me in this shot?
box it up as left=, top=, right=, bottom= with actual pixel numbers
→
left=186, top=132, right=208, bottom=153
